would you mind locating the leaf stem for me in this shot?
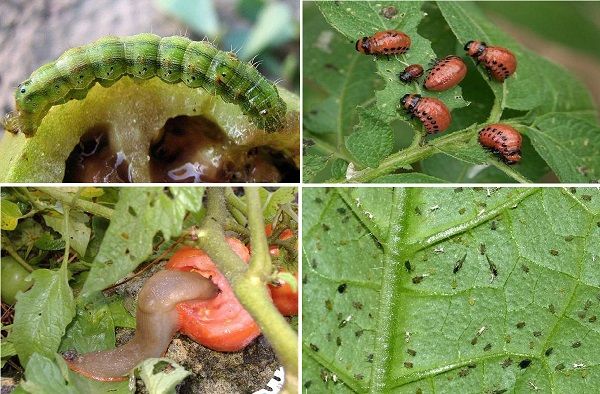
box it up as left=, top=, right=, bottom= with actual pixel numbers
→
left=487, top=159, right=532, bottom=183
left=35, top=187, right=113, bottom=219
left=370, top=188, right=411, bottom=394
left=310, top=136, right=354, bottom=163
left=225, top=187, right=247, bottom=216
left=1, top=239, right=34, bottom=272
left=347, top=128, right=474, bottom=183
left=406, top=188, right=538, bottom=254
left=486, top=85, right=505, bottom=123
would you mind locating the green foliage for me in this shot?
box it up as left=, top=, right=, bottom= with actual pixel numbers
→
left=137, top=358, right=192, bottom=394
left=303, top=1, right=600, bottom=183
left=81, top=187, right=204, bottom=297
left=302, top=187, right=600, bottom=392
left=12, top=266, right=75, bottom=366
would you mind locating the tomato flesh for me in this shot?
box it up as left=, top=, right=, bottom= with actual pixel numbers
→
left=166, top=238, right=260, bottom=352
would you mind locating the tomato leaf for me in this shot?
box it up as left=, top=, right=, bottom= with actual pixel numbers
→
left=11, top=267, right=75, bottom=366
left=137, top=358, right=191, bottom=394
left=302, top=187, right=600, bottom=392
left=81, top=187, right=204, bottom=297
left=1, top=198, right=22, bottom=230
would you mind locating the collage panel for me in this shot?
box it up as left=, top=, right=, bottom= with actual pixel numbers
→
left=1, top=186, right=298, bottom=392
left=0, top=1, right=299, bottom=183
left=302, top=187, right=600, bottom=392
left=303, top=1, right=600, bottom=183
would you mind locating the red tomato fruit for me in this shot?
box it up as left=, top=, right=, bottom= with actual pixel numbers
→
left=269, top=270, right=298, bottom=316
left=166, top=238, right=261, bottom=352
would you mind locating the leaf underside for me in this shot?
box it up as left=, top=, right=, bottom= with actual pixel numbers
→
left=302, top=187, right=600, bottom=393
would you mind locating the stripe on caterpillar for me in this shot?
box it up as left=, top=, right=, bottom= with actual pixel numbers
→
left=2, top=34, right=286, bottom=136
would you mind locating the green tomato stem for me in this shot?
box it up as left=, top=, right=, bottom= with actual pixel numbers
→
left=35, top=188, right=113, bottom=219
left=195, top=188, right=298, bottom=393
left=2, top=240, right=34, bottom=273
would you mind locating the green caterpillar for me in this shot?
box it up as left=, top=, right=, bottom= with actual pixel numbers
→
left=2, top=34, right=287, bottom=136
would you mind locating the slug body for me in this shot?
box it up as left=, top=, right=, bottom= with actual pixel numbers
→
left=424, top=55, right=467, bottom=91
left=355, top=30, right=411, bottom=56
left=3, top=34, right=286, bottom=136
left=400, top=94, right=451, bottom=133
left=478, top=123, right=522, bottom=164
left=399, top=64, right=424, bottom=84
left=64, top=270, right=218, bottom=381
left=464, top=40, right=517, bottom=82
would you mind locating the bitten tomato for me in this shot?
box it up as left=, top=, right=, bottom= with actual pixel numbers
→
left=166, top=238, right=261, bottom=352
left=268, top=270, right=298, bottom=316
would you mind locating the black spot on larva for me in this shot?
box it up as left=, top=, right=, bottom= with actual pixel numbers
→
left=545, top=347, right=553, bottom=356
left=405, top=260, right=412, bottom=272
left=572, top=341, right=581, bottom=348
left=337, top=283, right=347, bottom=293
left=516, top=321, right=525, bottom=329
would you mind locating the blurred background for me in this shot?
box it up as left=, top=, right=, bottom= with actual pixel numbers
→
left=0, top=0, right=299, bottom=119
left=479, top=1, right=600, bottom=107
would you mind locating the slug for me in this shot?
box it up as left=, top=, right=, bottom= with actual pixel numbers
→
left=64, top=270, right=218, bottom=381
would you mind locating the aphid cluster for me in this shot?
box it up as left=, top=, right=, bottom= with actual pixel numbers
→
left=355, top=30, right=523, bottom=163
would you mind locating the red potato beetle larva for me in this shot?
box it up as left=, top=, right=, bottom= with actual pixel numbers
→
left=399, top=64, right=424, bottom=83
left=464, top=40, right=517, bottom=82
left=424, top=55, right=467, bottom=91
left=400, top=94, right=451, bottom=134
left=478, top=123, right=522, bottom=164
left=355, top=30, right=411, bottom=56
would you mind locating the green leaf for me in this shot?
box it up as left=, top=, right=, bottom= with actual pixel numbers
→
left=1, top=339, right=17, bottom=368
left=372, top=173, right=446, bottom=183
left=59, top=294, right=116, bottom=354
left=43, top=211, right=91, bottom=257
left=304, top=1, right=600, bottom=183
left=1, top=198, right=22, bottom=230
left=240, top=2, right=295, bottom=59
left=12, top=267, right=75, bottom=366
left=154, top=0, right=219, bottom=37
left=34, top=232, right=66, bottom=251
left=137, top=358, right=191, bottom=394
left=21, top=353, right=78, bottom=394
left=302, top=187, right=600, bottom=392
left=346, top=109, right=394, bottom=168
left=303, top=152, right=330, bottom=181
left=261, top=187, right=296, bottom=222
left=81, top=188, right=203, bottom=297
left=108, top=296, right=136, bottom=329
left=525, top=114, right=600, bottom=182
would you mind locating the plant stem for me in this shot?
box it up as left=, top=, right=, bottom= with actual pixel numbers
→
left=195, top=188, right=298, bottom=392
left=225, top=187, right=247, bottom=216
left=36, top=187, right=113, bottom=219
left=245, top=188, right=271, bottom=278
left=2, top=240, right=34, bottom=272
left=488, top=159, right=532, bottom=183
left=347, top=128, right=474, bottom=182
